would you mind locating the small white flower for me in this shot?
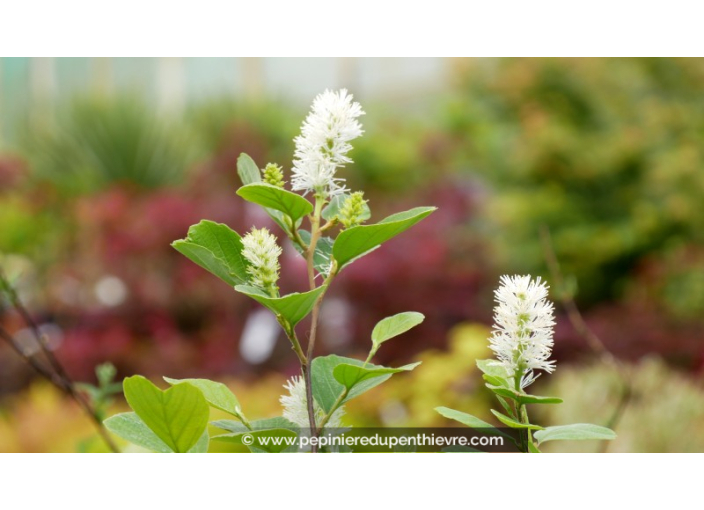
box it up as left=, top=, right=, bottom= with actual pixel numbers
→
left=241, top=227, right=282, bottom=295
left=280, top=375, right=345, bottom=429
left=489, top=275, right=556, bottom=388
left=292, top=89, right=365, bottom=198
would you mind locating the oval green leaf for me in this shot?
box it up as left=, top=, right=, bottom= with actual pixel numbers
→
left=434, top=406, right=511, bottom=439
left=163, top=377, right=241, bottom=418
left=171, top=220, right=249, bottom=286
left=105, top=412, right=209, bottom=453
left=236, top=153, right=290, bottom=232
left=237, top=183, right=313, bottom=226
left=332, top=206, right=436, bottom=269
left=485, top=383, right=563, bottom=405
left=237, top=153, right=261, bottom=185
left=534, top=423, right=617, bottom=445
left=235, top=284, right=327, bottom=328
left=333, top=362, right=421, bottom=395
left=311, top=355, right=419, bottom=413
left=490, top=409, right=544, bottom=430
left=123, top=375, right=210, bottom=453
left=476, top=359, right=511, bottom=379
left=371, top=312, right=425, bottom=350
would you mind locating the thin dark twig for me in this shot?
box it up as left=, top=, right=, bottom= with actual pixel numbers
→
left=0, top=325, right=69, bottom=390
left=0, top=269, right=119, bottom=452
left=539, top=226, right=632, bottom=453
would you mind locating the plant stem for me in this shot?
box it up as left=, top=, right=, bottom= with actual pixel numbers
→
left=316, top=389, right=348, bottom=434
left=302, top=196, right=326, bottom=452
left=513, top=372, right=535, bottom=452
left=278, top=317, right=307, bottom=367
left=288, top=222, right=309, bottom=253
left=306, top=198, right=324, bottom=289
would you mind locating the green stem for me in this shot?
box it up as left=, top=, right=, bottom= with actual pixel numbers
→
left=279, top=319, right=307, bottom=367
left=303, top=195, right=327, bottom=452
left=288, top=220, right=309, bottom=253
left=316, top=388, right=348, bottom=434
left=306, top=197, right=325, bottom=289
left=513, top=370, right=535, bottom=453
left=236, top=410, right=253, bottom=430
left=363, top=347, right=377, bottom=368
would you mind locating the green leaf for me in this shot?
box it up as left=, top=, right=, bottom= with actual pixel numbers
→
left=495, top=395, right=516, bottom=418
left=434, top=407, right=511, bottom=439
left=104, top=412, right=209, bottom=453
left=485, top=384, right=521, bottom=401
left=123, top=375, right=210, bottom=453
left=237, top=153, right=261, bottom=185
left=237, top=183, right=313, bottom=226
left=211, top=420, right=249, bottom=434
left=490, top=409, right=544, bottom=430
left=295, top=230, right=334, bottom=274
left=163, top=377, right=241, bottom=418
left=171, top=220, right=249, bottom=286
left=311, top=355, right=418, bottom=414
left=333, top=362, right=421, bottom=395
left=212, top=417, right=298, bottom=434
left=322, top=193, right=371, bottom=223
left=236, top=153, right=289, bottom=232
left=485, top=384, right=563, bottom=405
left=189, top=430, right=210, bottom=453
left=528, top=442, right=542, bottom=453
left=476, top=359, right=511, bottom=379
left=517, top=394, right=563, bottom=405
left=212, top=429, right=298, bottom=453
left=332, top=206, right=436, bottom=269
left=105, top=412, right=173, bottom=453
left=235, top=284, right=326, bottom=328
left=371, top=312, right=424, bottom=354
left=534, top=423, right=617, bottom=445
left=482, top=374, right=510, bottom=388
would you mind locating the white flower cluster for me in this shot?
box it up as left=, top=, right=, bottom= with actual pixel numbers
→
left=280, top=375, right=345, bottom=429
left=241, top=227, right=282, bottom=295
left=292, top=89, right=365, bottom=198
left=489, top=275, right=556, bottom=389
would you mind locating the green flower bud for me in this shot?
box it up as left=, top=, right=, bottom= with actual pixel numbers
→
left=339, top=191, right=368, bottom=229
left=262, top=163, right=285, bottom=188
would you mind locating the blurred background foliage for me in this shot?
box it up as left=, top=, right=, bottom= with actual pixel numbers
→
left=1, top=57, right=703, bottom=452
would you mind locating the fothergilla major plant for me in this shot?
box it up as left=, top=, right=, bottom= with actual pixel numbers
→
left=103, top=89, right=436, bottom=453
left=436, top=275, right=617, bottom=452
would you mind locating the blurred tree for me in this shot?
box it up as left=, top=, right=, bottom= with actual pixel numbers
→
left=445, top=58, right=704, bottom=312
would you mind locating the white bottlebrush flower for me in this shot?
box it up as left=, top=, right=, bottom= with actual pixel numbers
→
left=489, top=275, right=556, bottom=389
left=291, top=89, right=365, bottom=198
left=241, top=227, right=282, bottom=296
left=280, top=375, right=345, bottom=429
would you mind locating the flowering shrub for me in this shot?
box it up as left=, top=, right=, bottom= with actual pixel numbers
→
left=436, top=275, right=615, bottom=452
left=103, top=89, right=436, bottom=453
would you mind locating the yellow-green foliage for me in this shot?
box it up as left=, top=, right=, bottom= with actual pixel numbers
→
left=536, top=357, right=704, bottom=452
left=447, top=58, right=704, bottom=309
